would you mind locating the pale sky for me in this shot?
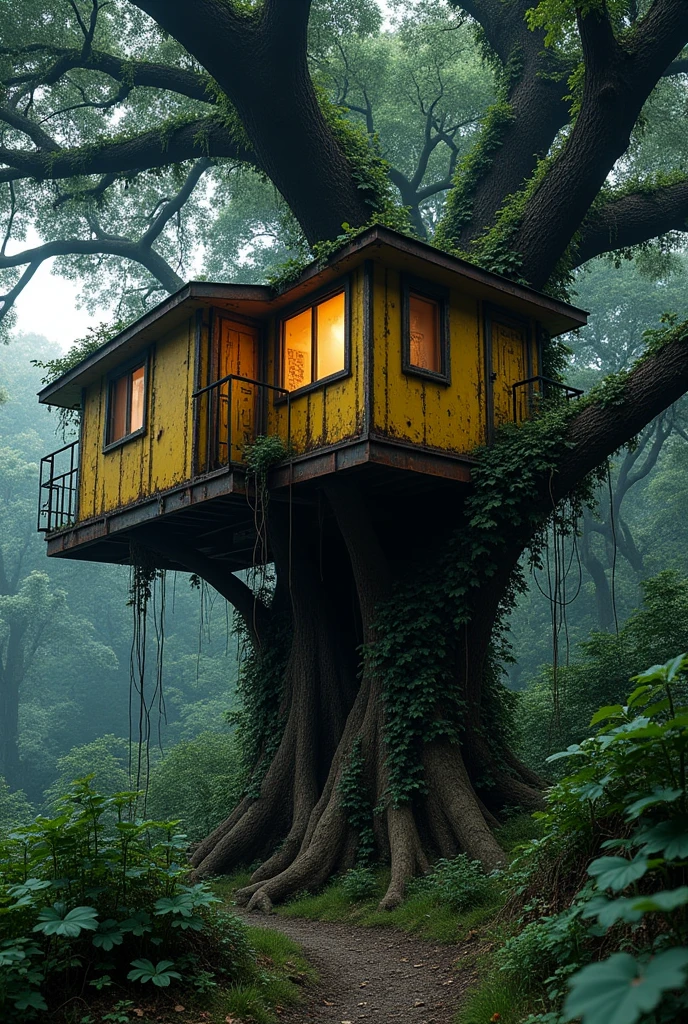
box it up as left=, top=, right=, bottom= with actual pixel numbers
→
left=12, top=0, right=399, bottom=353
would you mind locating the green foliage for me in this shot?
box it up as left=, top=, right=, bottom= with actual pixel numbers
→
left=31, top=321, right=128, bottom=387
left=0, top=779, right=33, bottom=831
left=496, top=652, right=688, bottom=1023
left=408, top=853, right=494, bottom=913
left=146, top=731, right=244, bottom=841
left=0, top=777, right=252, bottom=1019
left=243, top=433, right=293, bottom=486
left=517, top=570, right=688, bottom=772
left=43, top=734, right=130, bottom=809
left=338, top=737, right=375, bottom=864
left=228, top=614, right=292, bottom=799
left=341, top=866, right=379, bottom=902
left=367, top=383, right=605, bottom=805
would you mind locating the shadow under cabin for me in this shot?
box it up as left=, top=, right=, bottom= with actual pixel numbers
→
left=36, top=225, right=587, bottom=573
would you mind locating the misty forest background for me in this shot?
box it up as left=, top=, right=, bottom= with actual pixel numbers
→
left=2, top=1, right=688, bottom=843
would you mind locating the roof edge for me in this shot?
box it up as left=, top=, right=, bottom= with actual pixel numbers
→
left=278, top=224, right=588, bottom=324
left=38, top=281, right=273, bottom=405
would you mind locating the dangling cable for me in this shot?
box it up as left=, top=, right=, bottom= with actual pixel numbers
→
left=606, top=462, right=620, bottom=636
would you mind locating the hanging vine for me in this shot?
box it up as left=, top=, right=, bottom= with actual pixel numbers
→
left=128, top=542, right=167, bottom=811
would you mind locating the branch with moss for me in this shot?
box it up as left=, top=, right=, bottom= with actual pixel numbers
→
left=574, top=175, right=688, bottom=267
left=0, top=115, right=255, bottom=184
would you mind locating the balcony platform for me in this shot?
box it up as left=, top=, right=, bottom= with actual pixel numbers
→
left=44, top=437, right=474, bottom=572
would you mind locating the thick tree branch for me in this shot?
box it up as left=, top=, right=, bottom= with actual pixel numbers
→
left=513, top=0, right=688, bottom=287
left=127, top=0, right=371, bottom=243
left=140, top=157, right=211, bottom=246
left=443, top=0, right=574, bottom=248
left=574, top=179, right=688, bottom=266
left=0, top=238, right=182, bottom=319
left=0, top=261, right=40, bottom=322
left=0, top=105, right=59, bottom=151
left=137, top=532, right=270, bottom=648
left=0, top=45, right=213, bottom=104
left=0, top=116, right=255, bottom=183
left=471, top=330, right=688, bottom=657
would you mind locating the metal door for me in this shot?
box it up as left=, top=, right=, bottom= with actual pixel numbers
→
left=218, top=319, right=259, bottom=464
left=490, top=319, right=527, bottom=431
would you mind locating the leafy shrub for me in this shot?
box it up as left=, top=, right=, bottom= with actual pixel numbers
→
left=146, top=731, right=244, bottom=840
left=42, top=734, right=130, bottom=809
left=408, top=853, right=494, bottom=912
left=341, top=866, right=379, bottom=902
left=500, top=653, right=688, bottom=1024
left=0, top=778, right=33, bottom=830
left=516, top=571, right=688, bottom=773
left=0, top=776, right=252, bottom=1019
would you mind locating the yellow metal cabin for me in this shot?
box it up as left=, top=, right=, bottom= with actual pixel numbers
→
left=37, top=227, right=587, bottom=570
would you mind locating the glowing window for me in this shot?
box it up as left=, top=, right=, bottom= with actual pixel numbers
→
left=284, top=308, right=312, bottom=392
left=107, top=362, right=147, bottom=445
left=282, top=289, right=346, bottom=391
left=408, top=292, right=441, bottom=373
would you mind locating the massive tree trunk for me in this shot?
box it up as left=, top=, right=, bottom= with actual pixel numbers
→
left=155, top=328, right=688, bottom=909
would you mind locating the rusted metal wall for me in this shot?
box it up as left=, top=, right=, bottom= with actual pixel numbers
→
left=371, top=263, right=538, bottom=453
left=78, top=317, right=196, bottom=520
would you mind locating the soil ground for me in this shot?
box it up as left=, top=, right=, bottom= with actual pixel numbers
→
left=242, top=912, right=476, bottom=1024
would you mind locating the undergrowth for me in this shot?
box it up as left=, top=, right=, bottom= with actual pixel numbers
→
left=0, top=781, right=311, bottom=1024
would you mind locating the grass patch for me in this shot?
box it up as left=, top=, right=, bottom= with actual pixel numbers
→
left=276, top=865, right=504, bottom=944
left=204, top=925, right=316, bottom=1024
left=455, top=973, right=534, bottom=1024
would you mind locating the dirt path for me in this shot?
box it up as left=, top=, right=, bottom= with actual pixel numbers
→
left=245, top=913, right=475, bottom=1024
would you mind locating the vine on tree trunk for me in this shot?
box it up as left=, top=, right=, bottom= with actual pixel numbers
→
left=337, top=736, right=376, bottom=865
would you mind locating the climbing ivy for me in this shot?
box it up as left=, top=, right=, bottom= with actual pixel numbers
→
left=228, top=612, right=292, bottom=800
left=338, top=737, right=376, bottom=866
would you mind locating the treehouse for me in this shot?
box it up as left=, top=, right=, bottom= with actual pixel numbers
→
left=37, top=226, right=586, bottom=571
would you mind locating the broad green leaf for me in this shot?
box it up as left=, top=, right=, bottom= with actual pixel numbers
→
left=666, top=653, right=688, bottom=682
left=637, top=818, right=688, bottom=859
left=588, top=854, right=648, bottom=891
left=590, top=705, right=624, bottom=727
left=547, top=744, right=583, bottom=762
left=625, top=788, right=683, bottom=819
left=127, top=958, right=182, bottom=987
left=627, top=684, right=655, bottom=708
left=92, top=919, right=125, bottom=951
left=13, top=990, right=48, bottom=1012
left=630, top=887, right=688, bottom=914
left=33, top=904, right=99, bottom=938
left=581, top=895, right=643, bottom=928
left=563, top=948, right=688, bottom=1024
left=121, top=910, right=152, bottom=936
left=171, top=915, right=204, bottom=931
left=633, top=664, right=671, bottom=685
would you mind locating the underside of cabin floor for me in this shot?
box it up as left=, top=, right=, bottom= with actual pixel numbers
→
left=45, top=439, right=474, bottom=572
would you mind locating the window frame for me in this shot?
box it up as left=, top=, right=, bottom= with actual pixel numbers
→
left=276, top=276, right=351, bottom=401
left=103, top=351, right=150, bottom=452
left=401, top=275, right=451, bottom=385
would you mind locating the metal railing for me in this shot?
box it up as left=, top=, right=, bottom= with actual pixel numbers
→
left=192, top=373, right=291, bottom=475
left=37, top=440, right=79, bottom=533
left=512, top=375, right=583, bottom=423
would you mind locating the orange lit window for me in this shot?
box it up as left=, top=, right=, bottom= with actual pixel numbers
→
left=408, top=293, right=440, bottom=372
left=403, top=281, right=449, bottom=382
left=107, top=362, right=147, bottom=446
left=281, top=289, right=346, bottom=391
